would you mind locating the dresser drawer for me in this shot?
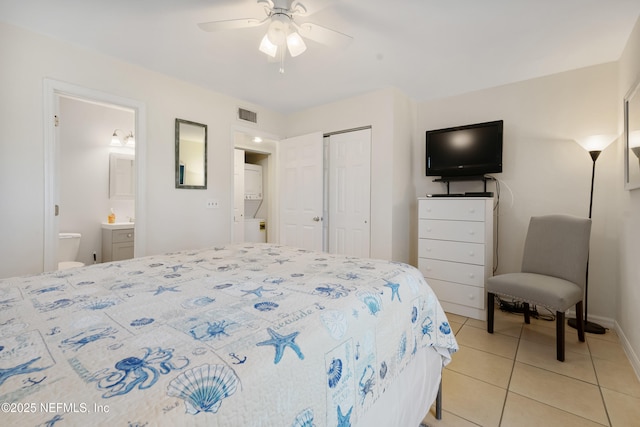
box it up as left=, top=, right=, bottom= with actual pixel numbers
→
left=418, top=219, right=485, bottom=243
left=418, top=258, right=485, bottom=287
left=419, top=199, right=485, bottom=221
left=112, top=229, right=134, bottom=244
left=426, top=278, right=485, bottom=310
left=419, top=238, right=485, bottom=265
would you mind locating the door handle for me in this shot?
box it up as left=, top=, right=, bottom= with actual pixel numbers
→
left=312, top=216, right=322, bottom=222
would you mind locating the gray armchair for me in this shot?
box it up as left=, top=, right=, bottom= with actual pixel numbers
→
left=486, top=214, right=592, bottom=361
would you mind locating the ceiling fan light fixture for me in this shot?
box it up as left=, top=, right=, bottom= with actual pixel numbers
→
left=286, top=31, right=306, bottom=57
left=266, top=14, right=289, bottom=46
left=259, top=33, right=278, bottom=57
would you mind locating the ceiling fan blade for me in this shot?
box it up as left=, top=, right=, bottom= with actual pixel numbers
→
left=198, top=18, right=265, bottom=32
left=297, top=22, right=352, bottom=47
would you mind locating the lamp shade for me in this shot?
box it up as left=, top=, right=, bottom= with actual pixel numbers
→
left=111, top=131, right=122, bottom=146
left=575, top=134, right=617, bottom=152
left=266, top=14, right=288, bottom=46
left=286, top=31, right=307, bottom=57
left=125, top=132, right=135, bottom=147
left=259, top=34, right=278, bottom=57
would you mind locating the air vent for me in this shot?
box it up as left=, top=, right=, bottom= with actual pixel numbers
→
left=238, top=108, right=257, bottom=124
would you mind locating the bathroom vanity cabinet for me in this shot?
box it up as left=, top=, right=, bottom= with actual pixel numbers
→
left=102, top=224, right=134, bottom=262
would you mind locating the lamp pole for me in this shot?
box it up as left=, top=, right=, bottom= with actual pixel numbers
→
left=568, top=150, right=606, bottom=334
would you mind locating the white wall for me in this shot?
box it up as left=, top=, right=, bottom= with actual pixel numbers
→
left=414, top=63, right=620, bottom=325
left=391, top=91, right=418, bottom=264
left=59, top=97, right=135, bottom=265
left=0, top=22, right=285, bottom=278
left=286, top=88, right=414, bottom=262
left=617, top=16, right=640, bottom=373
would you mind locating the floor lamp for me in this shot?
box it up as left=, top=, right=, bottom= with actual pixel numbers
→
left=568, top=135, right=615, bottom=334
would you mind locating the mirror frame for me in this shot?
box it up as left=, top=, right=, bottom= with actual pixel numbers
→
left=624, top=78, right=640, bottom=190
left=175, top=118, right=207, bottom=189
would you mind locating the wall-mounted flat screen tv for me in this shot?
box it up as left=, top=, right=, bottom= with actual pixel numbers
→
left=426, top=120, right=503, bottom=178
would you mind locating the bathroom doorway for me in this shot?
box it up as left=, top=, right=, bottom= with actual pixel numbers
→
left=59, top=96, right=135, bottom=266
left=43, top=79, right=146, bottom=272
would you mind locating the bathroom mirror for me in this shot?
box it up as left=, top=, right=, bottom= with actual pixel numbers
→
left=109, top=152, right=135, bottom=199
left=175, top=118, right=207, bottom=189
left=625, top=78, right=640, bottom=190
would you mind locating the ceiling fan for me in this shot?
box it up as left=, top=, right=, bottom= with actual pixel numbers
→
left=198, top=0, right=352, bottom=71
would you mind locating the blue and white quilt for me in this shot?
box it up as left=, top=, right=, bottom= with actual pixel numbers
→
left=0, top=244, right=457, bottom=426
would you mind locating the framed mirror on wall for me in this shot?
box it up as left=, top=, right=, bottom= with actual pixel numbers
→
left=175, top=118, right=207, bottom=189
left=109, top=153, right=135, bottom=199
left=624, top=78, right=640, bottom=190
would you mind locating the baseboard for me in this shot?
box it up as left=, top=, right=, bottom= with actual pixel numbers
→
left=614, top=321, right=640, bottom=382
left=565, top=309, right=615, bottom=329
left=563, top=311, right=640, bottom=381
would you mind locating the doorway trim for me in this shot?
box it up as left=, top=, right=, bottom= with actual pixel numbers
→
left=43, top=79, right=147, bottom=271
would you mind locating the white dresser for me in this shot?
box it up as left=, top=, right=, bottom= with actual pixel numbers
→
left=417, top=197, right=494, bottom=320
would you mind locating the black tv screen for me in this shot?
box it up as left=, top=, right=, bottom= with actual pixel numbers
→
left=426, top=120, right=503, bottom=177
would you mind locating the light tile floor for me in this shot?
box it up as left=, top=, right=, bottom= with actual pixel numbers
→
left=422, top=308, right=640, bottom=426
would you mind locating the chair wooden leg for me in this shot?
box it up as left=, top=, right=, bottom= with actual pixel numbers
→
left=523, top=302, right=530, bottom=324
left=575, top=301, right=585, bottom=342
left=487, top=293, right=495, bottom=334
left=556, top=311, right=565, bottom=362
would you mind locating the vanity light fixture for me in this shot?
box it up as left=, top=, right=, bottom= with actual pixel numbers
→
left=111, top=129, right=135, bottom=147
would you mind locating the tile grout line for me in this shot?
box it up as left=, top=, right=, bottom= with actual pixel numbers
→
left=447, top=318, right=486, bottom=426
left=497, top=321, right=523, bottom=427
left=587, top=337, right=613, bottom=427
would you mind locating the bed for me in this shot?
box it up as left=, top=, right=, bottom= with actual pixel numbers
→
left=0, top=243, right=457, bottom=426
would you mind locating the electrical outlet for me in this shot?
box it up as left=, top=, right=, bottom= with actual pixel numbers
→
left=206, top=199, right=220, bottom=209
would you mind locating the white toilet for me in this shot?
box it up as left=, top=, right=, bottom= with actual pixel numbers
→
left=58, top=233, right=85, bottom=270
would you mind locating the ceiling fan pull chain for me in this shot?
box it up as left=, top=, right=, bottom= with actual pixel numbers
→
left=279, top=47, right=285, bottom=73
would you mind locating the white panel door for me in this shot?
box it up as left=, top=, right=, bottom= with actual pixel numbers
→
left=278, top=132, right=324, bottom=251
left=233, top=148, right=245, bottom=243
left=328, top=129, right=371, bottom=257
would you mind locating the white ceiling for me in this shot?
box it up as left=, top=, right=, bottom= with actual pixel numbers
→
left=2, top=0, right=640, bottom=113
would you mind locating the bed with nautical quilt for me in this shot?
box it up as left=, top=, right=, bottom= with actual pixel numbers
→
left=0, top=243, right=457, bottom=426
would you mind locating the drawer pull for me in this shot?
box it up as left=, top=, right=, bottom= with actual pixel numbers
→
left=468, top=230, right=475, bottom=235
left=468, top=294, right=475, bottom=300
left=127, top=233, right=133, bottom=238
left=426, top=228, right=432, bottom=232
left=468, top=273, right=475, bottom=278
left=468, top=251, right=475, bottom=257
left=469, top=208, right=476, bottom=214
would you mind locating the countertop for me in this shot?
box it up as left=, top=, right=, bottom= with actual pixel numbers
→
left=101, top=222, right=135, bottom=230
